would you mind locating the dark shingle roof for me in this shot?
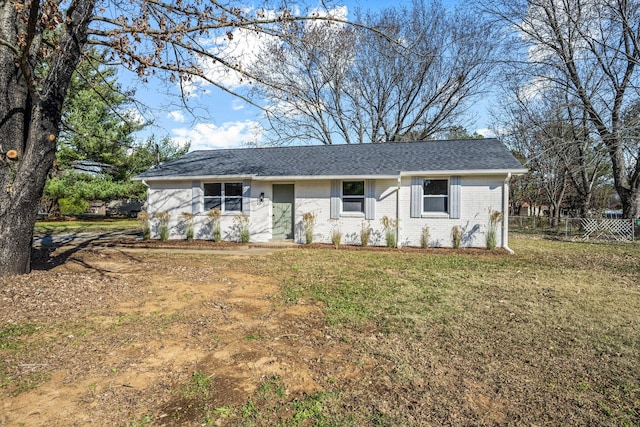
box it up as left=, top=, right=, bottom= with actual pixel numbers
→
left=134, top=139, right=525, bottom=180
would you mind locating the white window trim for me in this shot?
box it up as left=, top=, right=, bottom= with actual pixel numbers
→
left=342, top=180, right=365, bottom=214
left=422, top=178, right=449, bottom=215
left=341, top=212, right=366, bottom=218
left=203, top=182, right=243, bottom=213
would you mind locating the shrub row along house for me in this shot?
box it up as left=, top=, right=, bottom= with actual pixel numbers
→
left=133, top=139, right=526, bottom=250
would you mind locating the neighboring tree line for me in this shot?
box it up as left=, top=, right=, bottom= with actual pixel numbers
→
left=484, top=0, right=640, bottom=220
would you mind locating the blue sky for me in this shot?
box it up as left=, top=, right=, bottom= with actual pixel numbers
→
left=126, top=0, right=494, bottom=151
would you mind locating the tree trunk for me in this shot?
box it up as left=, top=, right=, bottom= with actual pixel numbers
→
left=579, top=192, right=592, bottom=218
left=620, top=186, right=640, bottom=220
left=606, top=135, right=640, bottom=220
left=0, top=107, right=58, bottom=275
left=0, top=0, right=97, bottom=275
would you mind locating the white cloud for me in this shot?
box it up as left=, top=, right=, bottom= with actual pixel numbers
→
left=171, top=120, right=263, bottom=151
left=123, top=109, right=146, bottom=126
left=231, top=100, right=246, bottom=111
left=167, top=110, right=186, bottom=123
left=475, top=127, right=496, bottom=138
left=182, top=6, right=350, bottom=95
left=181, top=27, right=274, bottom=94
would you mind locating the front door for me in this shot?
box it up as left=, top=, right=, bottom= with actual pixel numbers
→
left=272, top=184, right=294, bottom=239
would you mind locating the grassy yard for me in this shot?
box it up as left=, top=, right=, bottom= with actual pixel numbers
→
left=1, top=235, right=639, bottom=425
left=265, top=236, right=640, bottom=425
left=34, top=217, right=139, bottom=235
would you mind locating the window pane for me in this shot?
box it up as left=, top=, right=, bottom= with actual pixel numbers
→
left=204, top=197, right=222, bottom=210
left=423, top=179, right=448, bottom=195
left=225, top=182, right=243, bottom=197
left=343, top=181, right=364, bottom=196
left=424, top=196, right=448, bottom=212
left=204, top=183, right=221, bottom=196
left=225, top=197, right=242, bottom=211
left=343, top=197, right=364, bottom=212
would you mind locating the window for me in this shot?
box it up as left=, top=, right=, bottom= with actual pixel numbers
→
left=423, top=179, right=448, bottom=213
left=342, top=181, right=365, bottom=213
left=204, top=182, right=243, bottom=211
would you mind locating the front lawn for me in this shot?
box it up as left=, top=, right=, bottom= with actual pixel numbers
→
left=1, top=235, right=638, bottom=425
left=271, top=236, right=640, bottom=425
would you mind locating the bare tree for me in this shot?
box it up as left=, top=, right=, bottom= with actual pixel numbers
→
left=500, top=97, right=570, bottom=224
left=0, top=0, right=355, bottom=276
left=483, top=0, right=640, bottom=218
left=496, top=78, right=610, bottom=218
left=252, top=0, right=497, bottom=145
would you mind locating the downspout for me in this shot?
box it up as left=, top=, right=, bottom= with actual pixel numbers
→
left=502, top=173, right=514, bottom=254
left=142, top=179, right=152, bottom=238
left=141, top=180, right=150, bottom=208
left=396, top=176, right=401, bottom=248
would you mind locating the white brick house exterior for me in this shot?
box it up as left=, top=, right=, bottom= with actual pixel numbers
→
left=136, top=140, right=526, bottom=250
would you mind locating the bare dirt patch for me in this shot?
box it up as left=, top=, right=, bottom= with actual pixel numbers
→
left=0, top=247, right=358, bottom=426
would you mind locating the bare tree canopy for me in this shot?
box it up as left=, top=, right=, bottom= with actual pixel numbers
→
left=483, top=0, right=640, bottom=218
left=250, top=0, right=498, bottom=145
left=496, top=75, right=610, bottom=218
left=0, top=0, right=352, bottom=275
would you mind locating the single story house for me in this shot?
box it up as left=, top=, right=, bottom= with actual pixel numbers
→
left=133, top=139, right=527, bottom=250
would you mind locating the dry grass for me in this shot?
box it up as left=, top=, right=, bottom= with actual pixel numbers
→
left=274, top=236, right=640, bottom=425
left=0, top=235, right=638, bottom=426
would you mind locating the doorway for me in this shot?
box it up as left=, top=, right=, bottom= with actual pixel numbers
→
left=272, top=184, right=294, bottom=239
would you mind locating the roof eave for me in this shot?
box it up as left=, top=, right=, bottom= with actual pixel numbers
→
left=399, top=168, right=528, bottom=177
left=133, top=168, right=528, bottom=182
left=132, top=174, right=256, bottom=182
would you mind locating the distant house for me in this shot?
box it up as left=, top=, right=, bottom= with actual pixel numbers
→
left=71, top=160, right=113, bottom=176
left=133, top=139, right=527, bottom=250
left=70, top=160, right=143, bottom=217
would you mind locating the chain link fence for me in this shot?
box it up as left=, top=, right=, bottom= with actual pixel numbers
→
left=509, top=216, right=638, bottom=241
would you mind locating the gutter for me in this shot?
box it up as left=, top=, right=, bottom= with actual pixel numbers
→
left=134, top=174, right=399, bottom=182
left=134, top=169, right=529, bottom=183
left=502, top=173, right=515, bottom=254
left=141, top=180, right=151, bottom=212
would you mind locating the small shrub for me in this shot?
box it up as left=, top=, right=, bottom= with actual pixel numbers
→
left=420, top=225, right=430, bottom=249
left=156, top=211, right=171, bottom=241
left=360, top=221, right=372, bottom=247
left=331, top=226, right=342, bottom=249
left=486, top=208, right=504, bottom=250
left=302, top=212, right=317, bottom=244
left=207, top=208, right=222, bottom=241
left=137, top=211, right=151, bottom=240
left=381, top=216, right=398, bottom=248
left=233, top=213, right=250, bottom=243
left=451, top=225, right=462, bottom=249
left=58, top=197, right=89, bottom=215
left=180, top=212, right=196, bottom=241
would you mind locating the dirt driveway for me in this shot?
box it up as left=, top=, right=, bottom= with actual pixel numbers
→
left=1, top=242, right=361, bottom=426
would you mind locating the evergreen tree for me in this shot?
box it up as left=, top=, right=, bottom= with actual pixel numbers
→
left=42, top=53, right=189, bottom=216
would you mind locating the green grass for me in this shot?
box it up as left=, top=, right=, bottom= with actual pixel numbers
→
left=183, top=237, right=639, bottom=425
left=0, top=323, right=38, bottom=350
left=34, top=218, right=139, bottom=235
left=263, top=237, right=640, bottom=425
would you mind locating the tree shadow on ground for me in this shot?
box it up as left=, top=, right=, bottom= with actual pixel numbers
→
left=31, top=231, right=140, bottom=271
